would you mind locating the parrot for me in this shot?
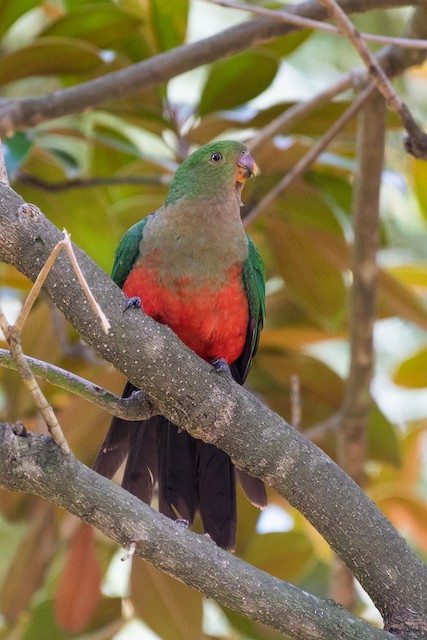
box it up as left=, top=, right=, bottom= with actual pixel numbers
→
left=93, top=140, right=266, bottom=551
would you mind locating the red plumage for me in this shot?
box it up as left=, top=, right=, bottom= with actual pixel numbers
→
left=122, top=263, right=249, bottom=364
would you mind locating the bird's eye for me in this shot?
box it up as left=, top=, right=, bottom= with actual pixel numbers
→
left=210, top=152, right=223, bottom=162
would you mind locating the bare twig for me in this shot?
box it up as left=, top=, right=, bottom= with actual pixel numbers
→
left=244, top=83, right=375, bottom=227
left=303, top=412, right=341, bottom=443
left=0, top=348, right=154, bottom=420
left=16, top=229, right=110, bottom=335
left=249, top=73, right=361, bottom=153
left=290, top=374, right=302, bottom=430
left=0, top=309, right=70, bottom=453
left=208, top=0, right=427, bottom=50
left=330, top=556, right=357, bottom=610
left=319, top=0, right=427, bottom=159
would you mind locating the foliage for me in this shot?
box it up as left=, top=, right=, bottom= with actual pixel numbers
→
left=0, top=1, right=427, bottom=639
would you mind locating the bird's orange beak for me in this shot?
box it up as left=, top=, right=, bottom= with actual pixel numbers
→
left=235, top=152, right=257, bottom=183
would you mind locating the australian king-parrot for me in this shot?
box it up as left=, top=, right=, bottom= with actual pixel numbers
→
left=93, top=140, right=266, bottom=550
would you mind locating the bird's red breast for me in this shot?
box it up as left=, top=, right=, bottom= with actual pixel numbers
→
left=122, top=263, right=249, bottom=364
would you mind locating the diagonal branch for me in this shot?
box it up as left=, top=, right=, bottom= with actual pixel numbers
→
left=0, top=422, right=398, bottom=640
left=244, top=83, right=375, bottom=226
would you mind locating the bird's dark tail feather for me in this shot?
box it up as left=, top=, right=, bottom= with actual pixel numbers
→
left=93, top=382, right=266, bottom=550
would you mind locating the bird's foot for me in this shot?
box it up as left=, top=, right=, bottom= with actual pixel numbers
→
left=211, top=357, right=231, bottom=375
left=121, top=541, right=137, bottom=562
left=124, top=296, right=142, bottom=313
left=175, top=519, right=189, bottom=529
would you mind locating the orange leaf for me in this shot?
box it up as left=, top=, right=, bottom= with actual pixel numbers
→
left=55, top=523, right=102, bottom=632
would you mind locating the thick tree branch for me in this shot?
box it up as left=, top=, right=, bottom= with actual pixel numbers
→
left=0, top=187, right=427, bottom=636
left=0, top=0, right=421, bottom=136
left=0, top=422, right=398, bottom=640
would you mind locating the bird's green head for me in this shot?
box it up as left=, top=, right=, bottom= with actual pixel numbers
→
left=165, top=140, right=257, bottom=206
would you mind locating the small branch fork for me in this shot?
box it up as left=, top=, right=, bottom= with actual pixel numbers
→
left=0, top=349, right=154, bottom=421
left=0, top=307, right=70, bottom=454
left=319, top=0, right=427, bottom=159
left=16, top=229, right=110, bottom=335
left=208, top=0, right=427, bottom=51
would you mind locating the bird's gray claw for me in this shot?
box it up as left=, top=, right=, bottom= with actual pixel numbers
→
left=124, top=296, right=142, bottom=313
left=175, top=519, right=190, bottom=528
left=211, top=357, right=231, bottom=374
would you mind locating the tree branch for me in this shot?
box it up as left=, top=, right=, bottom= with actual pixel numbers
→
left=0, top=348, right=155, bottom=420
left=331, top=90, right=387, bottom=612
left=244, top=83, right=375, bottom=226
left=0, top=0, right=421, bottom=135
left=0, top=186, right=426, bottom=636
left=0, top=422, right=399, bottom=640
left=320, top=0, right=427, bottom=158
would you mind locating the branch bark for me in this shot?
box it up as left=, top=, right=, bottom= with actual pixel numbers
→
left=0, top=185, right=427, bottom=637
left=0, top=0, right=422, bottom=135
left=0, top=422, right=398, bottom=640
left=331, top=89, right=387, bottom=612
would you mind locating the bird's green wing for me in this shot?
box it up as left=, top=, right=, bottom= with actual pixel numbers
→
left=111, top=215, right=152, bottom=288
left=234, top=234, right=266, bottom=384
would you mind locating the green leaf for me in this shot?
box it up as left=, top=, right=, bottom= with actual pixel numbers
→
left=199, top=50, right=279, bottom=116
left=0, top=37, right=104, bottom=86
left=264, top=216, right=346, bottom=330
left=0, top=0, right=40, bottom=39
left=21, top=601, right=71, bottom=640
left=378, top=268, right=427, bottom=331
left=264, top=28, right=312, bottom=57
left=40, top=4, right=141, bottom=48
left=411, top=155, right=427, bottom=221
left=393, top=346, right=427, bottom=388
left=151, top=0, right=189, bottom=52
left=131, top=559, right=203, bottom=640
left=3, top=132, right=33, bottom=177
left=368, top=404, right=401, bottom=466
left=243, top=531, right=314, bottom=582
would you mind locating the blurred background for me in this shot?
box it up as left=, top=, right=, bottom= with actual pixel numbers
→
left=1, top=0, right=427, bottom=638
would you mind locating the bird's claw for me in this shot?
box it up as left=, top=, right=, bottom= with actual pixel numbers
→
left=211, top=357, right=231, bottom=374
left=175, top=519, right=190, bottom=529
left=124, top=296, right=142, bottom=313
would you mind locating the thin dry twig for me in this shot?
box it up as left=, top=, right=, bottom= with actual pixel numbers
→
left=249, top=73, right=362, bottom=152
left=319, top=0, right=427, bottom=159
left=290, top=374, right=302, bottom=430
left=0, top=308, right=70, bottom=453
left=244, top=82, right=375, bottom=227
left=208, top=0, right=427, bottom=50
left=0, top=348, right=154, bottom=420
left=16, top=229, right=110, bottom=335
